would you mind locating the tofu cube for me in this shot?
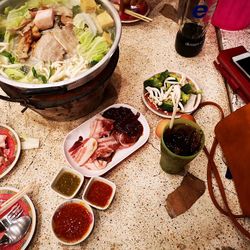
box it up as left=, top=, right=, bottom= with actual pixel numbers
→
left=97, top=11, right=114, bottom=30
left=102, top=31, right=112, bottom=45
left=34, top=9, right=54, bottom=31
left=80, top=0, right=97, bottom=13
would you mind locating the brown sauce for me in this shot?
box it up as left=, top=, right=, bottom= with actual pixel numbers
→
left=53, top=171, right=81, bottom=197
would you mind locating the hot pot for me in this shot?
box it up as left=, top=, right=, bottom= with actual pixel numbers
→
left=0, top=0, right=122, bottom=121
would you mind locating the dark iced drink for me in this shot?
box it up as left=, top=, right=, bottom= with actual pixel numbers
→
left=160, top=119, right=205, bottom=174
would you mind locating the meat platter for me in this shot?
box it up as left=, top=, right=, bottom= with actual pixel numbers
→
left=63, top=104, right=150, bottom=177
left=0, top=124, right=21, bottom=179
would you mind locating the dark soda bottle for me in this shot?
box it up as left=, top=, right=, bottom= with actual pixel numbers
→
left=175, top=0, right=217, bottom=57
left=175, top=22, right=205, bottom=57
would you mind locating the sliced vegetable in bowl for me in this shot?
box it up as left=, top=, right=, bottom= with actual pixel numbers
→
left=142, top=70, right=202, bottom=118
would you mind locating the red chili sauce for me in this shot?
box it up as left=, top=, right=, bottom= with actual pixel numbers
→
left=85, top=180, right=113, bottom=208
left=52, top=203, right=93, bottom=243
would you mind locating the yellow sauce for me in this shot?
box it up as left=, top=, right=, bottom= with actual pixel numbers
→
left=53, top=171, right=81, bottom=197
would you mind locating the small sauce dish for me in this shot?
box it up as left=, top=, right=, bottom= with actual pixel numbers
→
left=51, top=167, right=84, bottom=199
left=82, top=177, right=116, bottom=210
left=51, top=199, right=94, bottom=245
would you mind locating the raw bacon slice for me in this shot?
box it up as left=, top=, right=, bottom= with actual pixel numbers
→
left=90, top=136, right=119, bottom=161
left=69, top=137, right=98, bottom=166
left=89, top=115, right=114, bottom=139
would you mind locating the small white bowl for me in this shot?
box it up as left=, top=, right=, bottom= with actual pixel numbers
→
left=51, top=199, right=94, bottom=245
left=82, top=177, right=116, bottom=210
left=51, top=167, right=84, bottom=199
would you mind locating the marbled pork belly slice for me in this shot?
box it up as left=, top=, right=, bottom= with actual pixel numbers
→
left=32, top=32, right=65, bottom=62
left=52, top=26, right=78, bottom=55
left=70, top=137, right=98, bottom=166
left=89, top=135, right=120, bottom=161
left=89, top=115, right=114, bottom=139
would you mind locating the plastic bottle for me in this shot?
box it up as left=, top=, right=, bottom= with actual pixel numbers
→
left=175, top=0, right=217, bottom=57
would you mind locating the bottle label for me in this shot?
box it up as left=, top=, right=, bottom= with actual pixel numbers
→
left=192, top=5, right=208, bottom=18
left=185, top=41, right=204, bottom=47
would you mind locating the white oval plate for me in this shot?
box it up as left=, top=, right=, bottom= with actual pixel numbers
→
left=142, top=71, right=202, bottom=118
left=0, top=124, right=21, bottom=179
left=0, top=186, right=37, bottom=250
left=63, top=103, right=150, bottom=177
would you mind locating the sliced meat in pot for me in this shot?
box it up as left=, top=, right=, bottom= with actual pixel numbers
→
left=32, top=32, right=65, bottom=62
left=52, top=26, right=78, bottom=55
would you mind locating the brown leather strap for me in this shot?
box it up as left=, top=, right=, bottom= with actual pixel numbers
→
left=194, top=101, right=250, bottom=239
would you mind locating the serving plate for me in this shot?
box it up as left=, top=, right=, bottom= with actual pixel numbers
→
left=142, top=71, right=202, bottom=118
left=0, top=124, right=21, bottom=179
left=0, top=187, right=37, bottom=250
left=63, top=103, right=150, bottom=177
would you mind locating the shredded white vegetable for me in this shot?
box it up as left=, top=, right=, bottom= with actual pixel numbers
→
left=0, top=42, right=9, bottom=53
left=48, top=55, right=88, bottom=82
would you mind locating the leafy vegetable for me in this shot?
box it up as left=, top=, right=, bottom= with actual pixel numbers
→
left=27, top=0, right=67, bottom=8
left=181, top=83, right=201, bottom=95
left=73, top=13, right=97, bottom=35
left=181, top=83, right=192, bottom=94
left=4, top=7, right=12, bottom=15
left=181, top=91, right=190, bottom=104
left=1, top=51, right=15, bottom=64
left=160, top=100, right=174, bottom=112
left=155, top=70, right=169, bottom=82
left=5, top=68, right=25, bottom=80
left=32, top=67, right=47, bottom=83
left=144, top=78, right=163, bottom=89
left=72, top=5, right=81, bottom=17
left=78, top=35, right=109, bottom=64
left=6, top=3, right=31, bottom=30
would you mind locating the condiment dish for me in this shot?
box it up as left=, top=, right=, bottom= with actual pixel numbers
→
left=50, top=167, right=84, bottom=199
left=51, top=199, right=94, bottom=245
left=83, top=177, right=116, bottom=210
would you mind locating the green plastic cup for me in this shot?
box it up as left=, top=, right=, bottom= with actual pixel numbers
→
left=160, top=118, right=205, bottom=174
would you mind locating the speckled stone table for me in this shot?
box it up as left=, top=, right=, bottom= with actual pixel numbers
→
left=0, top=1, right=250, bottom=249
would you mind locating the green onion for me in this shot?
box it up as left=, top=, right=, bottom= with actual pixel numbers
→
left=1, top=51, right=15, bottom=64
left=32, top=67, right=47, bottom=83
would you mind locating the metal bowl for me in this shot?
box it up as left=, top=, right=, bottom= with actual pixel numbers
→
left=0, top=0, right=122, bottom=94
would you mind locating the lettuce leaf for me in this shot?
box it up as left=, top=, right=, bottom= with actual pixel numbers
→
left=5, top=68, right=25, bottom=80
left=75, top=29, right=95, bottom=53
left=77, top=33, right=109, bottom=65
left=6, top=3, right=31, bottom=30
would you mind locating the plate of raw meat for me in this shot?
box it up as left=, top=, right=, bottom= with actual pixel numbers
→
left=0, top=124, right=21, bottom=179
left=63, top=104, right=150, bottom=177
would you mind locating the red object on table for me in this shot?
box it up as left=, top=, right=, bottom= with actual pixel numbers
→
left=85, top=180, right=113, bottom=208
left=214, top=46, right=250, bottom=103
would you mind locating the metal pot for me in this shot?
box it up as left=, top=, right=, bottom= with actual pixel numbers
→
left=0, top=0, right=122, bottom=95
